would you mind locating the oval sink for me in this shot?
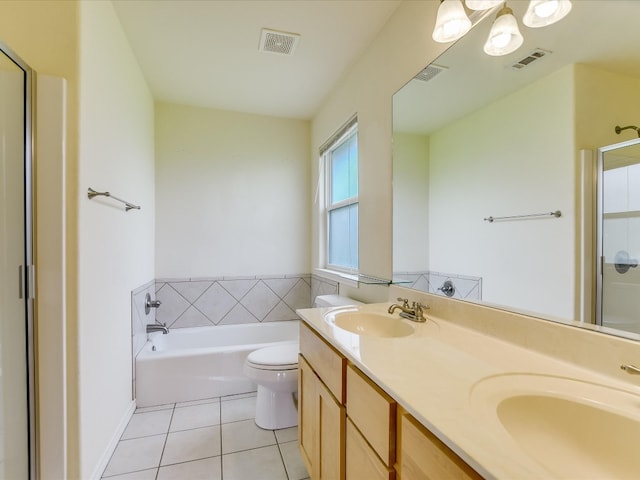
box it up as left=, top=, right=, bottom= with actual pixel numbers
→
left=324, top=311, right=414, bottom=338
left=471, top=374, right=640, bottom=478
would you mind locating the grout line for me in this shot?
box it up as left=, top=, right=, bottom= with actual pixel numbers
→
left=275, top=440, right=291, bottom=480
left=155, top=404, right=176, bottom=478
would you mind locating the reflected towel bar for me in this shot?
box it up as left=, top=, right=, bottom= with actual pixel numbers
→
left=87, top=188, right=141, bottom=212
left=484, top=210, right=561, bottom=223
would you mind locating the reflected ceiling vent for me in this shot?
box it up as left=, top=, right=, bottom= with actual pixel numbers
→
left=511, top=48, right=551, bottom=70
left=413, top=64, right=448, bottom=83
left=259, top=28, right=300, bottom=56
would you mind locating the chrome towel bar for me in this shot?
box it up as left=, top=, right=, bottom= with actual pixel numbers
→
left=484, top=210, right=561, bottom=223
left=87, top=187, right=141, bottom=212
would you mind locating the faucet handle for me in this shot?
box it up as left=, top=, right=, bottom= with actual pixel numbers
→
left=396, top=297, right=409, bottom=308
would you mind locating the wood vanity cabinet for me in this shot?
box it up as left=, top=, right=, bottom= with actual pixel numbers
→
left=397, top=410, right=483, bottom=480
left=299, top=321, right=481, bottom=480
left=299, top=323, right=346, bottom=480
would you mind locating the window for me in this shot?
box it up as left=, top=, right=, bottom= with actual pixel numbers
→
left=323, top=120, right=358, bottom=272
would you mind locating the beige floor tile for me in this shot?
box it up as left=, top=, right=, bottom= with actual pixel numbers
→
left=157, top=456, right=221, bottom=480
left=222, top=419, right=276, bottom=454
left=134, top=403, right=175, bottom=414
left=161, top=426, right=221, bottom=466
left=275, top=426, right=298, bottom=444
left=122, top=409, right=173, bottom=440
left=102, top=468, right=157, bottom=480
left=220, top=396, right=257, bottom=424
left=175, top=397, right=220, bottom=408
left=221, top=391, right=257, bottom=402
left=170, top=403, right=220, bottom=432
left=222, top=445, right=287, bottom=480
left=279, top=440, right=309, bottom=480
left=103, top=435, right=165, bottom=477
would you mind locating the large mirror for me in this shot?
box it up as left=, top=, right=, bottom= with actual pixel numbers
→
left=392, top=0, right=640, bottom=337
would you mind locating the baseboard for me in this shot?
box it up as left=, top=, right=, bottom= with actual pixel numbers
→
left=90, top=400, right=136, bottom=480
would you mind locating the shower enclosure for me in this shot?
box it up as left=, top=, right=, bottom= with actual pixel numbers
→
left=597, top=138, right=640, bottom=335
left=0, top=41, right=35, bottom=479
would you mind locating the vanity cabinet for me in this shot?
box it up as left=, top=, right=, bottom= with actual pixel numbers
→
left=397, top=410, right=482, bottom=480
left=299, top=323, right=346, bottom=480
left=299, top=321, right=480, bottom=480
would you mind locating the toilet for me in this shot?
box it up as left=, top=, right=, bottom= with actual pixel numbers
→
left=244, top=294, right=363, bottom=430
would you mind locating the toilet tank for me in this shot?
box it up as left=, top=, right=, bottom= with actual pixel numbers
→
left=313, top=294, right=363, bottom=308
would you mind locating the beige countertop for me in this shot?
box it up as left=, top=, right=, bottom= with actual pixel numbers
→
left=297, top=302, right=640, bottom=479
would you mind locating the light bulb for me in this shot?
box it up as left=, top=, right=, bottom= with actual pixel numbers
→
left=432, top=0, right=472, bottom=43
left=465, top=0, right=503, bottom=10
left=483, top=5, right=523, bottom=56
left=523, top=0, right=572, bottom=28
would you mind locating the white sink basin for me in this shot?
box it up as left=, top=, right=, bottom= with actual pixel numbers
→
left=324, top=310, right=414, bottom=338
left=470, top=374, right=640, bottom=478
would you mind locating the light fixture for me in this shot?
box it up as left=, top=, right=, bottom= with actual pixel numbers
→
left=465, top=0, right=503, bottom=10
left=523, top=0, right=572, bottom=28
left=483, top=4, right=523, bottom=56
left=432, top=0, right=472, bottom=43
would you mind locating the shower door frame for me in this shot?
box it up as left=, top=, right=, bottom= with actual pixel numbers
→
left=595, top=137, right=640, bottom=328
left=0, top=39, right=36, bottom=480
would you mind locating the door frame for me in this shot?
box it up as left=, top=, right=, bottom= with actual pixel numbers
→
left=595, top=137, right=640, bottom=326
left=0, top=38, right=36, bottom=480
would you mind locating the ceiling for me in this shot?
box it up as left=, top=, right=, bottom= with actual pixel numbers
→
left=393, top=0, right=640, bottom=134
left=112, top=0, right=402, bottom=120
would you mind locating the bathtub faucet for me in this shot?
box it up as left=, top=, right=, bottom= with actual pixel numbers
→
left=146, top=322, right=170, bottom=334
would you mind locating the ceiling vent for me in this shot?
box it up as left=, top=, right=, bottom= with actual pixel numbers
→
left=511, top=49, right=551, bottom=70
left=414, top=64, right=448, bottom=83
left=259, top=28, right=300, bottom=56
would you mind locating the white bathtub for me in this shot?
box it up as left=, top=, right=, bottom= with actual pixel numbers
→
left=135, top=321, right=300, bottom=407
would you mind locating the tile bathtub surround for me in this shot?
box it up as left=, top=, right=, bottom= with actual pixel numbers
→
left=154, top=275, right=312, bottom=328
left=310, top=274, right=339, bottom=304
left=102, top=393, right=309, bottom=480
left=393, top=270, right=482, bottom=301
left=131, top=280, right=157, bottom=399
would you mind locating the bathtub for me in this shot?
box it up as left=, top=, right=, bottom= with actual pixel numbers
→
left=135, top=320, right=300, bottom=407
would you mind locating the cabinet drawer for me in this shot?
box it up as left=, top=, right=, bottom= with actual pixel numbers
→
left=401, top=413, right=482, bottom=480
left=346, top=364, right=396, bottom=466
left=346, top=419, right=395, bottom=480
left=300, top=321, right=346, bottom=402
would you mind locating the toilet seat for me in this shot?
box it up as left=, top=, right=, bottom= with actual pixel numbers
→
left=246, top=343, right=298, bottom=371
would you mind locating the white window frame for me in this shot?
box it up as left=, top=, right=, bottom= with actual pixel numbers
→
left=322, top=119, right=358, bottom=275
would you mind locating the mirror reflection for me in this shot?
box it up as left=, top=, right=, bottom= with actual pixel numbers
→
left=392, top=0, right=640, bottom=336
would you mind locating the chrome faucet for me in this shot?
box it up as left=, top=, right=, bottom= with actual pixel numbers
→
left=388, top=297, right=428, bottom=323
left=146, top=322, right=169, bottom=334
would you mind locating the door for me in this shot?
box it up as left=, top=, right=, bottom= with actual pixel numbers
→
left=597, top=138, right=640, bottom=334
left=0, top=42, right=35, bottom=479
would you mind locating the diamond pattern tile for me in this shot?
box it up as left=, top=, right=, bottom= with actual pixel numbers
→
left=219, top=279, right=258, bottom=300
left=263, top=301, right=298, bottom=322
left=170, top=281, right=213, bottom=304
left=193, top=283, right=237, bottom=324
left=283, top=279, right=311, bottom=312
left=156, top=285, right=190, bottom=326
left=218, top=304, right=258, bottom=325
left=241, top=282, right=280, bottom=320
left=263, top=278, right=298, bottom=298
left=170, top=306, right=214, bottom=328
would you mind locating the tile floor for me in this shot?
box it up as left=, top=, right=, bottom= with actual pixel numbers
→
left=102, top=392, right=309, bottom=480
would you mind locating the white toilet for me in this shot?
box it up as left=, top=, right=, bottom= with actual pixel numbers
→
left=244, top=294, right=362, bottom=430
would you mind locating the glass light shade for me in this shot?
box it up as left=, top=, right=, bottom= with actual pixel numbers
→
left=432, top=0, right=472, bottom=43
left=483, top=8, right=523, bottom=56
left=523, top=0, right=572, bottom=28
left=465, top=0, right=503, bottom=10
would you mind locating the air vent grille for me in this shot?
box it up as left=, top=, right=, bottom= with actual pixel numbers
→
left=414, top=64, right=448, bottom=83
left=511, top=49, right=551, bottom=70
left=259, top=28, right=300, bottom=56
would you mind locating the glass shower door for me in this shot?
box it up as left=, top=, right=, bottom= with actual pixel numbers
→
left=597, top=139, right=640, bottom=334
left=0, top=44, right=32, bottom=479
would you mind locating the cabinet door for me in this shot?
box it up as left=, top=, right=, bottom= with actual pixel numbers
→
left=317, top=377, right=346, bottom=480
left=401, top=414, right=481, bottom=480
left=299, top=355, right=316, bottom=475
left=346, top=419, right=395, bottom=480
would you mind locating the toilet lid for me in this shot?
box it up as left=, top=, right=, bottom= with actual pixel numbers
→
left=247, top=343, right=299, bottom=369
